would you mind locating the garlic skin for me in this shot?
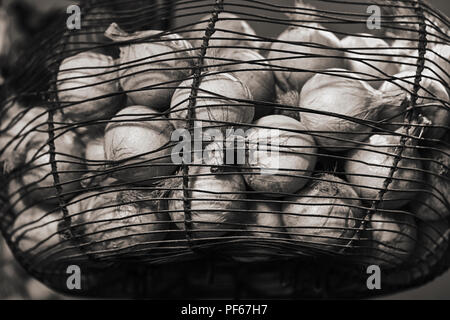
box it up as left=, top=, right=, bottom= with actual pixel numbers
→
left=344, top=130, right=423, bottom=209
left=169, top=73, right=254, bottom=130
left=299, top=69, right=403, bottom=151
left=268, top=23, right=343, bottom=93
left=362, top=212, right=417, bottom=268
left=186, top=12, right=261, bottom=52
left=1, top=104, right=49, bottom=173
left=20, top=129, right=86, bottom=204
left=8, top=178, right=63, bottom=257
left=341, top=33, right=399, bottom=88
left=105, top=23, right=194, bottom=110
left=67, top=189, right=169, bottom=259
left=57, top=51, right=121, bottom=123
left=282, top=174, right=364, bottom=253
left=104, top=105, right=176, bottom=185
left=378, top=70, right=449, bottom=139
left=167, top=166, right=247, bottom=238
left=208, top=48, right=275, bottom=118
left=243, top=115, right=317, bottom=197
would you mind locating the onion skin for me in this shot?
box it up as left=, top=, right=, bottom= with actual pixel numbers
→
left=167, top=166, right=247, bottom=238
left=268, top=24, right=343, bottom=93
left=1, top=104, right=49, bottom=173
left=186, top=13, right=261, bottom=52
left=282, top=174, right=364, bottom=253
left=344, top=131, right=423, bottom=209
left=105, top=23, right=194, bottom=110
left=7, top=178, right=82, bottom=270
left=395, top=43, right=450, bottom=87
left=104, top=105, right=176, bottom=185
left=409, top=143, right=450, bottom=221
left=209, top=48, right=275, bottom=118
left=361, top=212, right=417, bottom=269
left=57, top=51, right=121, bottom=123
left=169, top=73, right=254, bottom=130
left=8, top=178, right=62, bottom=256
left=67, top=190, right=169, bottom=260
left=20, top=130, right=86, bottom=204
left=341, top=34, right=399, bottom=88
left=243, top=115, right=317, bottom=197
left=299, top=69, right=402, bottom=151
left=378, top=70, right=449, bottom=139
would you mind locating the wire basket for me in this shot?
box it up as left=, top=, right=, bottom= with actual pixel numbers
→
left=0, top=0, right=449, bottom=298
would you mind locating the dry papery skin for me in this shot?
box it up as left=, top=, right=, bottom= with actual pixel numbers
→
left=206, top=47, right=276, bottom=118
left=344, top=127, right=423, bottom=210
left=378, top=69, right=449, bottom=139
left=104, top=105, right=177, bottom=185
left=105, top=23, right=194, bottom=110
left=16, top=127, right=86, bottom=205
left=185, top=12, right=261, bottom=53
left=341, top=33, right=399, bottom=89
left=7, top=178, right=82, bottom=269
left=57, top=51, right=121, bottom=122
left=168, top=166, right=247, bottom=239
left=243, top=114, right=317, bottom=197
left=169, top=72, right=254, bottom=130
left=282, top=174, right=365, bottom=253
left=362, top=212, right=417, bottom=269
left=268, top=0, right=344, bottom=93
left=67, top=189, right=170, bottom=260
left=299, top=69, right=407, bottom=152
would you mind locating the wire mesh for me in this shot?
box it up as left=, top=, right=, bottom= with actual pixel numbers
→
left=0, top=0, right=449, bottom=298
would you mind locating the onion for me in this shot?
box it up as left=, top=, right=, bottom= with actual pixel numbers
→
left=282, top=174, right=364, bottom=253
left=299, top=69, right=407, bottom=151
left=57, top=51, right=121, bottom=123
left=247, top=200, right=285, bottom=238
left=7, top=178, right=83, bottom=272
left=243, top=115, right=317, bottom=197
left=18, top=129, right=86, bottom=204
left=67, top=189, right=169, bottom=259
left=186, top=12, right=261, bottom=52
left=169, top=73, right=254, bottom=130
left=409, top=142, right=450, bottom=221
left=104, top=105, right=176, bottom=185
left=344, top=127, right=423, bottom=209
left=105, top=23, right=194, bottom=110
left=1, top=104, right=49, bottom=173
left=8, top=178, right=64, bottom=257
left=268, top=1, right=343, bottom=92
left=410, top=219, right=449, bottom=280
left=341, top=33, right=399, bottom=88
left=378, top=70, right=449, bottom=139
left=229, top=200, right=285, bottom=263
left=361, top=212, right=417, bottom=268
left=207, top=48, right=275, bottom=118
left=167, top=165, right=247, bottom=238
left=395, top=43, right=450, bottom=86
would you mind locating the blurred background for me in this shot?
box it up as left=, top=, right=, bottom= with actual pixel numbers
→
left=0, top=0, right=448, bottom=300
